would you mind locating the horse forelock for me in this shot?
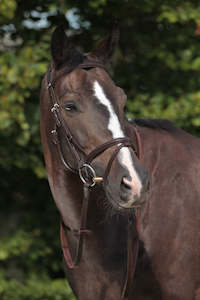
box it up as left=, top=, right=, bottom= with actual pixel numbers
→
left=49, top=53, right=106, bottom=86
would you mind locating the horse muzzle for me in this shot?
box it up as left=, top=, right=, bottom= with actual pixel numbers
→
left=118, top=169, right=150, bottom=209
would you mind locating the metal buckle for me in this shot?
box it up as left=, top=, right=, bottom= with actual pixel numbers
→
left=47, top=82, right=52, bottom=89
left=79, top=164, right=97, bottom=187
left=51, top=103, right=59, bottom=112
left=51, top=129, right=58, bottom=144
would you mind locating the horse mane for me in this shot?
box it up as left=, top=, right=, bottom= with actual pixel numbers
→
left=133, top=118, right=177, bottom=132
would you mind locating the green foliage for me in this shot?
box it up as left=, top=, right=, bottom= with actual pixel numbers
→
left=0, top=0, right=16, bottom=21
left=127, top=91, right=200, bottom=135
left=0, top=167, right=75, bottom=299
left=0, top=33, right=50, bottom=176
left=0, top=0, right=200, bottom=299
left=158, top=2, right=200, bottom=24
left=0, top=276, right=75, bottom=300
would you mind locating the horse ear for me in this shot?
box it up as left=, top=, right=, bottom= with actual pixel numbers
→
left=91, top=23, right=119, bottom=63
left=51, top=25, right=84, bottom=70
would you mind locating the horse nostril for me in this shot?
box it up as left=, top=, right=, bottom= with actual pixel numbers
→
left=121, top=177, right=132, bottom=191
left=120, top=177, right=132, bottom=202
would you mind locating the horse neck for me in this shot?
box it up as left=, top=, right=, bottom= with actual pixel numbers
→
left=46, top=156, right=128, bottom=270
left=126, top=121, right=167, bottom=173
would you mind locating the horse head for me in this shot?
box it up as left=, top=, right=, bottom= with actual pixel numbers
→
left=43, top=25, right=149, bottom=211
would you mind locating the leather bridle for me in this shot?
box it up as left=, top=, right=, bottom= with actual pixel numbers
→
left=46, top=61, right=141, bottom=299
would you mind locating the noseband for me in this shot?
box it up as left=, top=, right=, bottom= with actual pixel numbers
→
left=47, top=62, right=142, bottom=299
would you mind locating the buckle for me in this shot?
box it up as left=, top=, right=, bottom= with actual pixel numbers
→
left=79, top=164, right=103, bottom=187
left=51, top=103, right=59, bottom=112
left=47, top=82, right=52, bottom=89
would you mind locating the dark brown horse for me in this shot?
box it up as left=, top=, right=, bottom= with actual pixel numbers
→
left=40, top=25, right=200, bottom=300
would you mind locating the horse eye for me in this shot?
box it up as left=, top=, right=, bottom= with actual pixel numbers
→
left=63, top=102, right=78, bottom=112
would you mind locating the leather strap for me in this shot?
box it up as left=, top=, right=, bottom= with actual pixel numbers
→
left=85, top=137, right=136, bottom=164
left=60, top=126, right=142, bottom=299
left=121, top=126, right=142, bottom=299
left=60, top=184, right=92, bottom=268
left=121, top=209, right=140, bottom=299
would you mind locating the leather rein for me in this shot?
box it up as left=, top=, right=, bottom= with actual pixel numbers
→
left=46, top=62, right=142, bottom=299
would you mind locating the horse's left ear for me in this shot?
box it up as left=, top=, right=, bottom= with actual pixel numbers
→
left=91, top=23, right=119, bottom=63
left=51, top=25, right=84, bottom=70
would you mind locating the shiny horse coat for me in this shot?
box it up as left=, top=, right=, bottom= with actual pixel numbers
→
left=40, top=26, right=200, bottom=300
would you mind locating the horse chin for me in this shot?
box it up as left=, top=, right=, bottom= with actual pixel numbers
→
left=119, top=199, right=143, bottom=210
left=105, top=187, right=145, bottom=213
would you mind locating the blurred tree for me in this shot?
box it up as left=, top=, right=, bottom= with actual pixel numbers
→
left=0, top=0, right=199, bottom=299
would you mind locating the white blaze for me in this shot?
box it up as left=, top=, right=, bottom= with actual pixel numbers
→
left=93, top=80, right=142, bottom=196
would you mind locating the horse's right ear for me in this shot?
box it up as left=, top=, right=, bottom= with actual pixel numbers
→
left=51, top=25, right=84, bottom=70
left=91, top=23, right=120, bottom=63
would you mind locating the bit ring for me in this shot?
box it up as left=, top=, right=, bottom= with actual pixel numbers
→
left=79, top=164, right=97, bottom=187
